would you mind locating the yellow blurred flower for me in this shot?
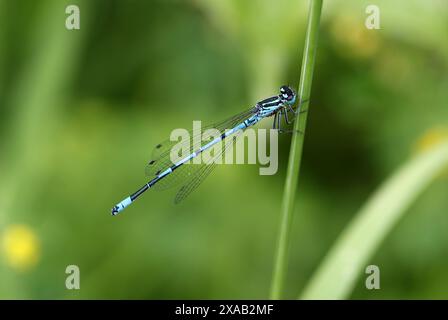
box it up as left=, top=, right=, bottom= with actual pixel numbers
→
left=331, top=15, right=381, bottom=59
left=1, top=224, right=40, bottom=271
left=414, top=127, right=448, bottom=178
left=414, top=127, right=448, bottom=153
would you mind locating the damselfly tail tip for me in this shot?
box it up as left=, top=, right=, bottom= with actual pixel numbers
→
left=111, top=196, right=132, bottom=216
left=111, top=206, right=119, bottom=216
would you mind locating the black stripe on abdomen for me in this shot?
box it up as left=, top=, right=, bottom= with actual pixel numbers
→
left=130, top=184, right=149, bottom=201
left=170, top=162, right=183, bottom=172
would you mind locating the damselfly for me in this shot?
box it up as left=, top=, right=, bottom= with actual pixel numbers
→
left=111, top=85, right=305, bottom=215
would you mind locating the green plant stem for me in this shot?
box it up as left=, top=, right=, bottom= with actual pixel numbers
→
left=270, top=0, right=323, bottom=300
left=300, top=142, right=448, bottom=299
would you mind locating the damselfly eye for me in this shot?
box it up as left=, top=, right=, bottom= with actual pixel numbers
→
left=279, top=85, right=293, bottom=100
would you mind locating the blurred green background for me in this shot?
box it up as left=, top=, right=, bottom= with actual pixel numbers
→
left=0, top=0, right=447, bottom=299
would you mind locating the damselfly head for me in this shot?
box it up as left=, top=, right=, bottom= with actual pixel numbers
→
left=279, top=85, right=296, bottom=105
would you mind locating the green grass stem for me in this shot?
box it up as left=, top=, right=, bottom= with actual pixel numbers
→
left=270, top=0, right=323, bottom=299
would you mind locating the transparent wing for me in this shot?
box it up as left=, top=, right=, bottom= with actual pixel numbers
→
left=151, top=162, right=203, bottom=190
left=174, top=163, right=217, bottom=204
left=145, top=106, right=256, bottom=189
left=174, top=130, right=243, bottom=204
left=149, top=106, right=256, bottom=160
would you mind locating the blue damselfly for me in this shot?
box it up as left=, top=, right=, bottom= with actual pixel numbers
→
left=111, top=85, right=305, bottom=215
